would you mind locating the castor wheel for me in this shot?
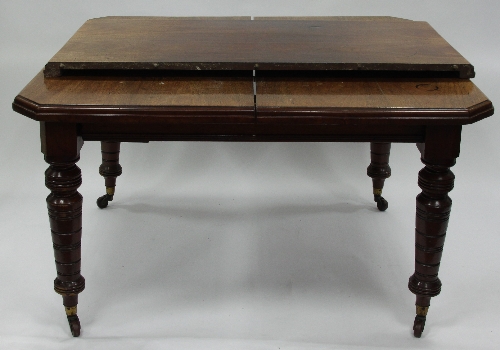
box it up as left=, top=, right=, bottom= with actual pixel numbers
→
left=374, top=195, right=388, bottom=211
left=97, top=194, right=114, bottom=209
left=97, top=187, right=116, bottom=209
left=413, top=315, right=426, bottom=338
left=96, top=194, right=109, bottom=209
left=67, top=314, right=81, bottom=337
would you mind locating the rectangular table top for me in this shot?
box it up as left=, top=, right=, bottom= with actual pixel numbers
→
left=44, top=16, right=473, bottom=78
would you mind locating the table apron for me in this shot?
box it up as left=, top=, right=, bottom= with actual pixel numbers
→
left=79, top=122, right=425, bottom=143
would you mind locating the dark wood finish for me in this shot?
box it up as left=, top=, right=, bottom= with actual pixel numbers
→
left=41, top=122, right=84, bottom=337
left=10, top=16, right=495, bottom=339
left=13, top=73, right=492, bottom=125
left=44, top=16, right=473, bottom=78
left=14, top=76, right=490, bottom=338
left=79, top=123, right=426, bottom=143
left=408, top=125, right=461, bottom=337
left=255, top=77, right=492, bottom=125
left=367, top=142, right=391, bottom=211
left=13, top=71, right=255, bottom=123
left=96, top=141, right=122, bottom=208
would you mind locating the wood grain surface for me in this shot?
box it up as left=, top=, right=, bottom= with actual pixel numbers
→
left=255, top=77, right=492, bottom=125
left=14, top=71, right=255, bottom=123
left=44, top=16, right=473, bottom=78
left=13, top=72, right=492, bottom=126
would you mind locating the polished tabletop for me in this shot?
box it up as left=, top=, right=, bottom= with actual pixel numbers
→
left=44, top=16, right=473, bottom=78
left=15, top=71, right=491, bottom=126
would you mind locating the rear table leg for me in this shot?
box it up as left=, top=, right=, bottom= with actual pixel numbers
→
left=367, top=142, right=391, bottom=211
left=96, top=141, right=122, bottom=208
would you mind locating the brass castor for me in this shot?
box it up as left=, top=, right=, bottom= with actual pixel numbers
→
left=67, top=314, right=81, bottom=337
left=374, top=194, right=388, bottom=211
left=65, top=306, right=81, bottom=337
left=96, top=187, right=115, bottom=209
left=413, top=305, right=429, bottom=338
left=96, top=194, right=112, bottom=209
left=413, top=315, right=426, bottom=338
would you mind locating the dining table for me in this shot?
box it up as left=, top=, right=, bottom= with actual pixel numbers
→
left=12, top=16, right=494, bottom=338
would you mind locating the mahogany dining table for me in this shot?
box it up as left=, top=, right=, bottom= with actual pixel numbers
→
left=12, top=16, right=494, bottom=338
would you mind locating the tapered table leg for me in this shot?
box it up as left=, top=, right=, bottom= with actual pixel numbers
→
left=42, top=122, right=85, bottom=336
left=367, top=142, right=391, bottom=211
left=408, top=126, right=461, bottom=337
left=97, top=141, right=122, bottom=209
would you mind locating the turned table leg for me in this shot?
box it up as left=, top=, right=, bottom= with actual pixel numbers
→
left=367, top=142, right=391, bottom=211
left=408, top=126, right=461, bottom=337
left=96, top=141, right=122, bottom=209
left=42, top=122, right=85, bottom=336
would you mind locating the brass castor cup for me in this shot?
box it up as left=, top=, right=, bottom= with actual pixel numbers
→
left=96, top=187, right=114, bottom=209
left=412, top=305, right=429, bottom=338
left=65, top=306, right=81, bottom=337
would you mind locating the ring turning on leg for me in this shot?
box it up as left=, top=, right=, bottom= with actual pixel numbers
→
left=46, top=155, right=85, bottom=337
left=408, top=156, right=456, bottom=337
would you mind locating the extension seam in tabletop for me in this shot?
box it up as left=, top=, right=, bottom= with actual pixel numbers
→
left=13, top=72, right=492, bottom=125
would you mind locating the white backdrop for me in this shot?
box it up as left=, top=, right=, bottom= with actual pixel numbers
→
left=1, top=1, right=499, bottom=349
